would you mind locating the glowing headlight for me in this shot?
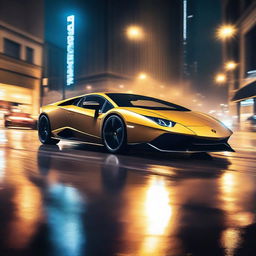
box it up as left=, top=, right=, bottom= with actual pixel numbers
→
left=145, top=116, right=176, bottom=127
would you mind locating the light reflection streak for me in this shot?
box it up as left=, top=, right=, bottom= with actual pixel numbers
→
left=8, top=179, right=42, bottom=248
left=46, top=183, right=85, bottom=256
left=0, top=130, right=7, bottom=144
left=219, top=171, right=255, bottom=255
left=8, top=130, right=24, bottom=149
left=222, top=228, right=241, bottom=256
left=145, top=177, right=172, bottom=235
left=221, top=172, right=235, bottom=195
left=36, top=145, right=86, bottom=256
left=148, top=165, right=176, bottom=176
left=138, top=176, right=173, bottom=256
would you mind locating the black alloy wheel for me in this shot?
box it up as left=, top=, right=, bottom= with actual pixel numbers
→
left=38, top=115, right=59, bottom=145
left=103, top=115, right=127, bottom=153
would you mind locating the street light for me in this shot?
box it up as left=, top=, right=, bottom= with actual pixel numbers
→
left=225, top=61, right=237, bottom=71
left=138, top=72, right=147, bottom=80
left=126, top=25, right=144, bottom=40
left=215, top=73, right=227, bottom=84
left=216, top=25, right=236, bottom=40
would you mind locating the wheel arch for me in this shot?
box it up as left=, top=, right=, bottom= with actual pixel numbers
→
left=101, top=112, right=127, bottom=139
left=38, top=112, right=53, bottom=133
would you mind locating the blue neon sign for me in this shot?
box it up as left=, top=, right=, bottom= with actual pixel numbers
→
left=67, top=15, right=75, bottom=86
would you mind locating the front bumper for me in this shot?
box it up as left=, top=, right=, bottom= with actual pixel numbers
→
left=148, top=133, right=234, bottom=152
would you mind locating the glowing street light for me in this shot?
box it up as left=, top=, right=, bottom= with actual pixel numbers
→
left=138, top=72, right=147, bottom=80
left=225, top=61, right=237, bottom=71
left=215, top=73, right=227, bottom=84
left=216, top=25, right=236, bottom=40
left=126, top=25, right=144, bottom=40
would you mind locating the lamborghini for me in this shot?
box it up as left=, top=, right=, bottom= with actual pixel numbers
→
left=38, top=93, right=234, bottom=153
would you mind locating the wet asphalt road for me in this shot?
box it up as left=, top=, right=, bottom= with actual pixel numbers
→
left=0, top=129, right=256, bottom=256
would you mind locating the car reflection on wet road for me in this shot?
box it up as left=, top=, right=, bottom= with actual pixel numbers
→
left=0, top=129, right=256, bottom=256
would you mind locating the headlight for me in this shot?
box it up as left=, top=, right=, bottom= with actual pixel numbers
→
left=144, top=116, right=176, bottom=127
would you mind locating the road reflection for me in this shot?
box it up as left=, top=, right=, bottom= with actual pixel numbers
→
left=145, top=177, right=172, bottom=236
left=1, top=128, right=256, bottom=255
left=34, top=144, right=250, bottom=256
left=34, top=145, right=86, bottom=256
left=34, top=145, right=129, bottom=256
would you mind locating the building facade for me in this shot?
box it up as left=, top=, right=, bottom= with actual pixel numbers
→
left=182, top=0, right=223, bottom=108
left=0, top=0, right=44, bottom=120
left=43, top=0, right=183, bottom=103
left=222, top=0, right=256, bottom=124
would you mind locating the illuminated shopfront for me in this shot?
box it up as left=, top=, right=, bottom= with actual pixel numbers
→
left=0, top=83, right=33, bottom=112
left=0, top=20, right=43, bottom=125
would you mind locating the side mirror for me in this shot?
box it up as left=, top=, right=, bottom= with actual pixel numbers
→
left=83, top=101, right=101, bottom=117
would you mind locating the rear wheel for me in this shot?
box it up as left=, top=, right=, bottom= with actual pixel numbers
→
left=38, top=115, right=59, bottom=145
left=4, top=121, right=9, bottom=128
left=103, top=115, right=127, bottom=153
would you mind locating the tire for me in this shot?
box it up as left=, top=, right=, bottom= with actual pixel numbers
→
left=4, top=121, right=9, bottom=128
left=38, top=115, right=59, bottom=145
left=102, top=115, right=127, bottom=153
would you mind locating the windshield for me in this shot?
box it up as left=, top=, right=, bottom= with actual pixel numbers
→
left=107, top=93, right=190, bottom=111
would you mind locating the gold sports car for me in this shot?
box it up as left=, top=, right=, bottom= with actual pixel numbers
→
left=38, top=93, right=234, bottom=153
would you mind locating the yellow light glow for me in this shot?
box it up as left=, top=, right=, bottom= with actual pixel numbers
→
left=138, top=73, right=147, bottom=80
left=221, top=228, right=241, bottom=256
left=225, top=61, right=237, bottom=71
left=145, top=177, right=172, bottom=236
left=126, top=25, right=144, bottom=40
left=215, top=73, right=227, bottom=84
left=221, top=172, right=235, bottom=194
left=216, top=25, right=236, bottom=40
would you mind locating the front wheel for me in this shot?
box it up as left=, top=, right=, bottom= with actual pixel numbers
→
left=38, top=115, right=59, bottom=145
left=102, top=115, right=127, bottom=153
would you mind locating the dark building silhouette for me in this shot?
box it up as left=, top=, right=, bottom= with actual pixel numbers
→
left=43, top=0, right=183, bottom=102
left=182, top=0, right=222, bottom=100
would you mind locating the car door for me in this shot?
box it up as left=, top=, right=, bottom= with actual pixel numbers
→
left=66, top=95, right=107, bottom=143
left=49, top=97, right=82, bottom=132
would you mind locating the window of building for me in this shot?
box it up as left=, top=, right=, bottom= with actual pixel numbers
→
left=4, top=38, right=21, bottom=59
left=245, top=25, right=256, bottom=76
left=26, top=47, right=34, bottom=64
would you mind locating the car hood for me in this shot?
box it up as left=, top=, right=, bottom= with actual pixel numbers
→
left=122, top=107, right=225, bottom=127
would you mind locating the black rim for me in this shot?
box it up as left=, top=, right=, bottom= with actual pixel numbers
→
left=103, top=116, right=124, bottom=151
left=39, top=116, right=49, bottom=142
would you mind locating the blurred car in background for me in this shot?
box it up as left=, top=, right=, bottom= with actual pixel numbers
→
left=4, top=113, right=37, bottom=129
left=245, top=115, right=256, bottom=131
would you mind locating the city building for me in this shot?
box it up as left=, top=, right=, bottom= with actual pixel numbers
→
left=222, top=0, right=256, bottom=123
left=182, top=0, right=223, bottom=107
left=43, top=0, right=183, bottom=103
left=0, top=0, right=44, bottom=123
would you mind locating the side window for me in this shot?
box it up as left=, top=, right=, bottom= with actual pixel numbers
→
left=79, top=95, right=105, bottom=110
left=101, top=101, right=114, bottom=113
left=58, top=97, right=82, bottom=106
